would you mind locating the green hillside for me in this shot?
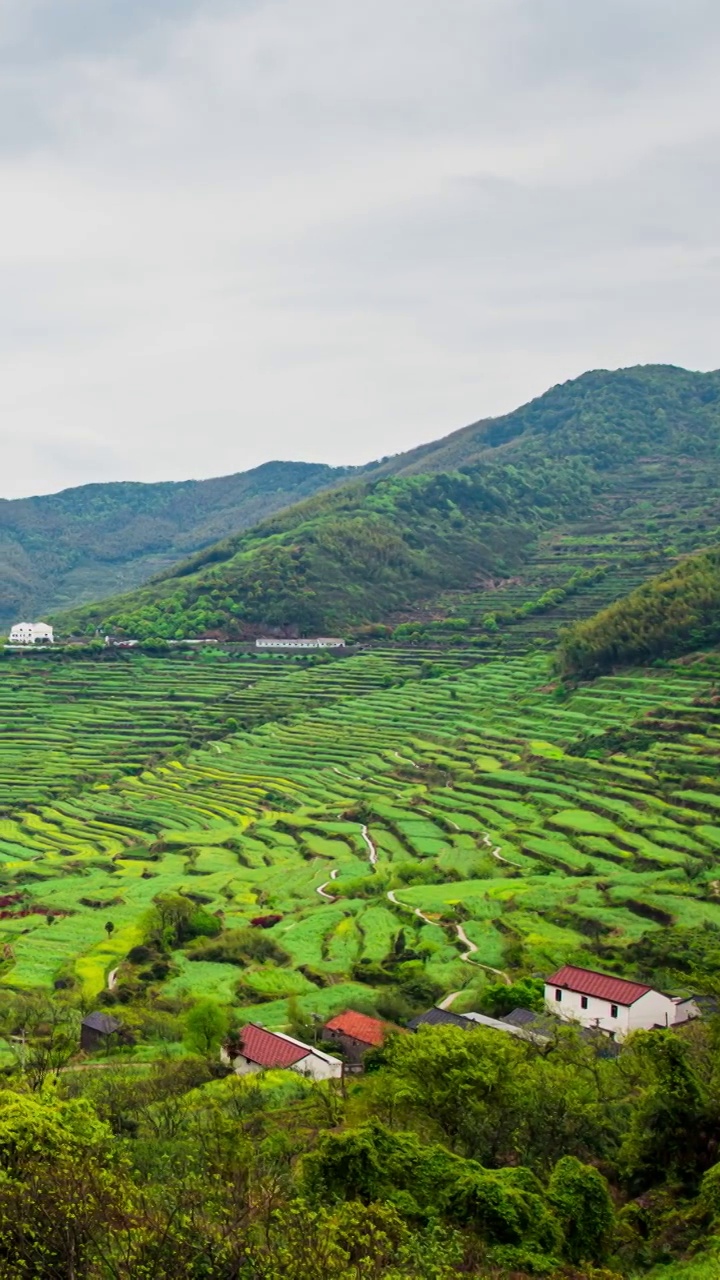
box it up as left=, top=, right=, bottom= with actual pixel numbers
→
left=53, top=364, right=720, bottom=640
left=0, top=460, right=356, bottom=628
left=557, top=546, right=720, bottom=677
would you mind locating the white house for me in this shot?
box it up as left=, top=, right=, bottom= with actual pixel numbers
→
left=8, top=622, right=54, bottom=645
left=223, top=1023, right=342, bottom=1080
left=255, top=637, right=345, bottom=650
left=545, top=964, right=700, bottom=1039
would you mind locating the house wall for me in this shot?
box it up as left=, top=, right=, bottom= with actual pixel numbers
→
left=229, top=1052, right=342, bottom=1080
left=324, top=1028, right=370, bottom=1066
left=545, top=984, right=631, bottom=1035
left=626, top=989, right=678, bottom=1031
left=544, top=983, right=679, bottom=1037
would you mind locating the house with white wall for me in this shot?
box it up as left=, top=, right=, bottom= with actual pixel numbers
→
left=8, top=622, right=54, bottom=645
left=545, top=964, right=699, bottom=1039
left=222, top=1023, right=342, bottom=1080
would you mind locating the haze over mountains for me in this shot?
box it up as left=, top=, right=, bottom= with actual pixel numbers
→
left=44, top=363, right=720, bottom=641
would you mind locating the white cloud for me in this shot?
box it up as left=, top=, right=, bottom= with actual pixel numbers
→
left=0, top=0, right=719, bottom=496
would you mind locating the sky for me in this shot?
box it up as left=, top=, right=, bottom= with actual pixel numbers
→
left=1, top=0, right=719, bottom=499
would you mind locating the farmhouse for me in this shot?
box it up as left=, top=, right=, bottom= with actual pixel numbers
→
left=409, top=1005, right=549, bottom=1043
left=223, top=1023, right=342, bottom=1080
left=545, top=964, right=700, bottom=1038
left=255, top=637, right=345, bottom=650
left=80, top=1011, right=122, bottom=1053
left=323, top=1010, right=394, bottom=1066
left=8, top=622, right=54, bottom=645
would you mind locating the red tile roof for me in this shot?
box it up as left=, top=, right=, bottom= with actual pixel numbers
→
left=239, top=1024, right=311, bottom=1068
left=547, top=965, right=652, bottom=1006
left=324, top=1010, right=387, bottom=1047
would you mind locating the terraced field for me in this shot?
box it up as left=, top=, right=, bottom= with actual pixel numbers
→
left=2, top=642, right=720, bottom=1023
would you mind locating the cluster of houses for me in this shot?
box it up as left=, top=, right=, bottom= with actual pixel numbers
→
left=80, top=965, right=704, bottom=1076
left=8, top=622, right=54, bottom=645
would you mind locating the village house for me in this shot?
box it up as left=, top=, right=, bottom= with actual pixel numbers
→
left=223, top=1023, right=342, bottom=1080
left=80, top=1011, right=122, bottom=1053
left=409, top=1005, right=549, bottom=1043
left=545, top=964, right=700, bottom=1038
left=255, top=637, right=345, bottom=650
left=323, top=1010, right=393, bottom=1067
left=8, top=622, right=53, bottom=645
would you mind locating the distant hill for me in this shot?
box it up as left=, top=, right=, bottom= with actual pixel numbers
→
left=52, top=364, right=720, bottom=641
left=0, top=461, right=357, bottom=628
left=556, top=546, right=720, bottom=677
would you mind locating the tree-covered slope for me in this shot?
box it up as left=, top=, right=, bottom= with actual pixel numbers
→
left=372, top=362, right=720, bottom=477
left=556, top=546, right=720, bottom=677
left=0, top=460, right=356, bottom=628
left=52, top=364, right=720, bottom=640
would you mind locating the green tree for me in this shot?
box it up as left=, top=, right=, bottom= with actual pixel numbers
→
left=183, top=999, right=229, bottom=1057
left=548, top=1154, right=614, bottom=1264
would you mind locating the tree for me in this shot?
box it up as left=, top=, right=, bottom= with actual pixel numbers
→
left=548, top=1155, right=614, bottom=1264
left=105, top=921, right=115, bottom=938
left=183, top=999, right=229, bottom=1057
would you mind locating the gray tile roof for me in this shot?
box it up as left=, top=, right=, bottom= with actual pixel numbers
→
left=82, top=1012, right=121, bottom=1034
left=408, top=1007, right=473, bottom=1031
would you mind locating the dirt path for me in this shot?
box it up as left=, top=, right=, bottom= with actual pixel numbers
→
left=386, top=888, right=433, bottom=926
left=438, top=990, right=462, bottom=1009
left=315, top=867, right=341, bottom=902
left=107, top=967, right=119, bottom=990
left=360, top=824, right=377, bottom=866
left=456, top=923, right=510, bottom=984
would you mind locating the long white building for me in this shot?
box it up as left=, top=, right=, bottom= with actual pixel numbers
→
left=255, top=637, right=345, bottom=650
left=8, top=622, right=54, bottom=645
left=545, top=964, right=699, bottom=1039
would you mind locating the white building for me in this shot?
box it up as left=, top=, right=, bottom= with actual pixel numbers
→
left=255, top=637, right=345, bottom=650
left=223, top=1023, right=342, bottom=1080
left=8, top=622, right=54, bottom=645
left=545, top=965, right=699, bottom=1039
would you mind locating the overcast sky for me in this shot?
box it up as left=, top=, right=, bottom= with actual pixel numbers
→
left=1, top=0, right=719, bottom=498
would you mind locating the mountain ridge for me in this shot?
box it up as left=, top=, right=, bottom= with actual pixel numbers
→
left=49, top=364, right=720, bottom=641
left=0, top=459, right=359, bottom=628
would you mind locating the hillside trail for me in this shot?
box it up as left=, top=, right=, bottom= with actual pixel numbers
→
left=386, top=888, right=433, bottom=925
left=482, top=832, right=522, bottom=868
left=107, top=967, right=119, bottom=990
left=456, top=923, right=511, bottom=984
left=316, top=868, right=340, bottom=902
left=360, top=825, right=377, bottom=866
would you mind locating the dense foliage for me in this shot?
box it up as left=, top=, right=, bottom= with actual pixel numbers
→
left=0, top=461, right=353, bottom=628
left=557, top=547, right=720, bottom=676
left=0, top=1015, right=717, bottom=1277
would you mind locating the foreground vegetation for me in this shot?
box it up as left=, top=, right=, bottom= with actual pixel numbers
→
left=0, top=1010, right=719, bottom=1277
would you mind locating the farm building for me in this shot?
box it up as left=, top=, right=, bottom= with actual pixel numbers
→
left=8, top=622, right=54, bottom=644
left=323, top=1010, right=394, bottom=1066
left=255, top=637, right=345, bottom=650
left=409, top=1006, right=549, bottom=1043
left=545, top=964, right=700, bottom=1038
left=81, top=1011, right=122, bottom=1053
left=223, top=1023, right=342, bottom=1080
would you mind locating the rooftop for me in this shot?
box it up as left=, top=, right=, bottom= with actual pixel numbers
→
left=546, top=965, right=652, bottom=1006
left=237, top=1024, right=341, bottom=1070
left=82, top=1012, right=121, bottom=1034
left=324, top=1010, right=388, bottom=1047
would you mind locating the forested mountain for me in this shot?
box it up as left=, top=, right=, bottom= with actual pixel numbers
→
left=52, top=364, right=720, bottom=640
left=0, top=461, right=356, bottom=628
left=557, top=546, right=720, bottom=676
